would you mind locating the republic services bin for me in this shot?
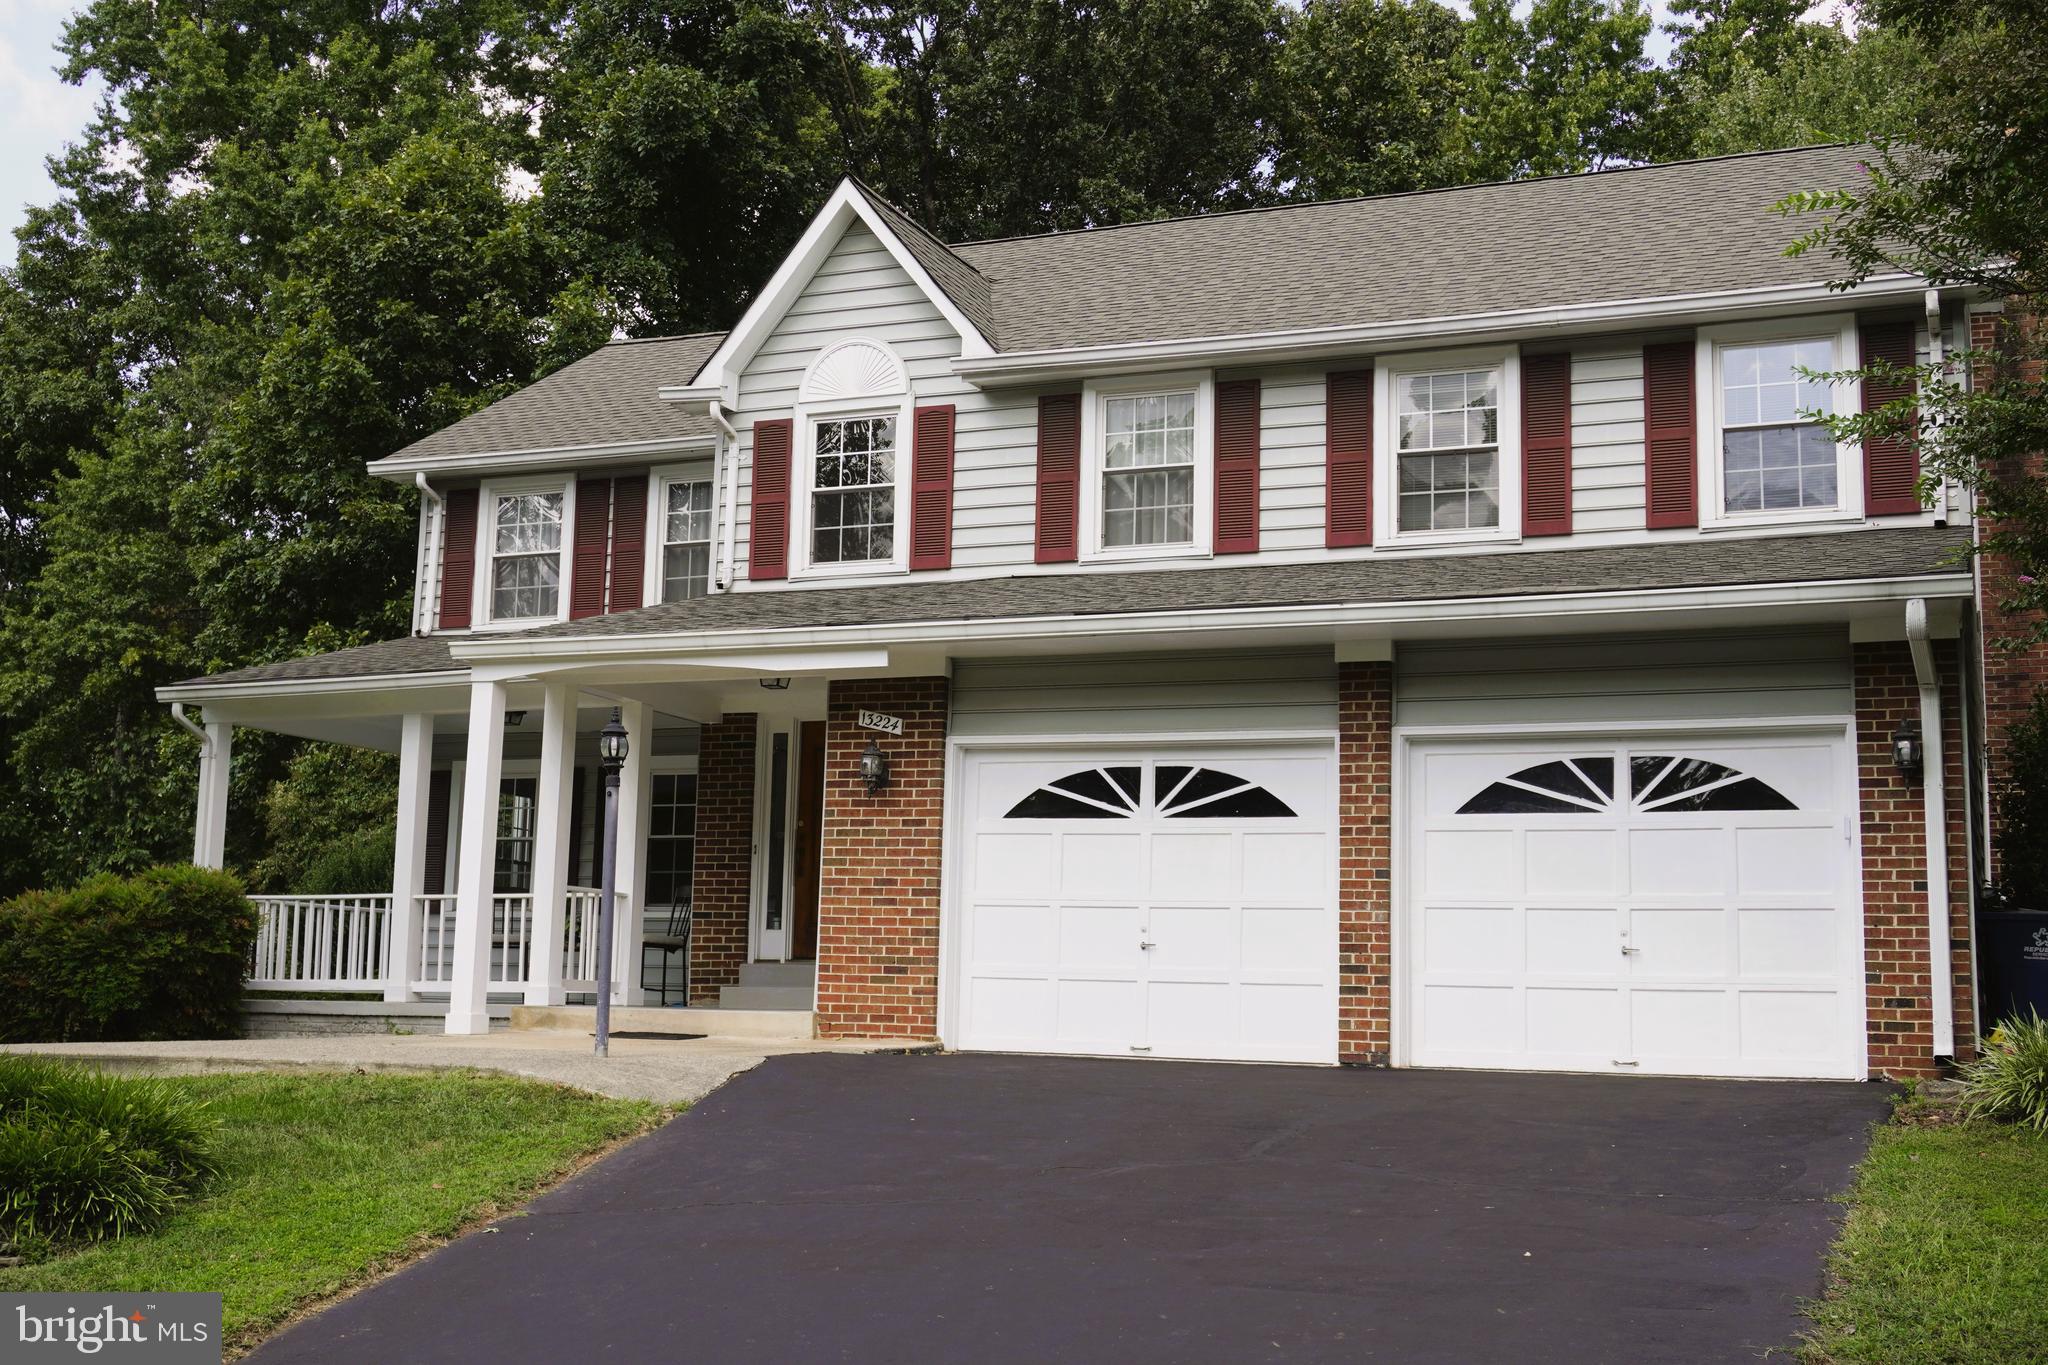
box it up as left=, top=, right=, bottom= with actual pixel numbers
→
left=1976, top=908, right=2048, bottom=1032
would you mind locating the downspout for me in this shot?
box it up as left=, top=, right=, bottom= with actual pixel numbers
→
left=1905, top=598, right=1955, bottom=1059
left=710, top=400, right=741, bottom=593
left=414, top=472, right=444, bottom=633
left=170, top=703, right=214, bottom=866
left=1925, top=289, right=1950, bottom=523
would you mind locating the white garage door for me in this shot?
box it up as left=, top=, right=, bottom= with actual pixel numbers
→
left=954, top=745, right=1336, bottom=1063
left=1405, top=733, right=1863, bottom=1079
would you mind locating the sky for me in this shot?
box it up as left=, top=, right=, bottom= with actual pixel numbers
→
left=0, top=0, right=1853, bottom=270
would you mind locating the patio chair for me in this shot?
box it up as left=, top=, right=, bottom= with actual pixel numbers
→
left=643, top=899, right=692, bottom=1006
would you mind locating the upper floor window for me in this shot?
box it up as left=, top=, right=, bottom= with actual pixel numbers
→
left=661, top=478, right=714, bottom=601
left=1396, top=369, right=1500, bottom=533
left=1102, top=392, right=1197, bottom=549
left=1717, top=338, right=1837, bottom=514
left=811, top=415, right=897, bottom=564
left=488, top=489, right=564, bottom=621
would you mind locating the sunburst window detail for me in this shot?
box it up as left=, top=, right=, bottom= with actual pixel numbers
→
left=1456, top=756, right=1796, bottom=815
left=1003, top=766, right=1295, bottom=819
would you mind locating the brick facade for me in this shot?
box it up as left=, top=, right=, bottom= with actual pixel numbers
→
left=1854, top=641, right=1975, bottom=1078
left=688, top=713, right=757, bottom=1005
left=813, top=677, right=949, bottom=1040
left=1337, top=661, right=1394, bottom=1065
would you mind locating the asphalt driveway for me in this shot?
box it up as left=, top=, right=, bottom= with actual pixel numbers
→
left=249, top=1054, right=1889, bottom=1363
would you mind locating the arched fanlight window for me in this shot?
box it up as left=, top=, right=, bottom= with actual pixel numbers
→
left=1456, top=755, right=1797, bottom=815
left=1004, top=766, right=1296, bottom=819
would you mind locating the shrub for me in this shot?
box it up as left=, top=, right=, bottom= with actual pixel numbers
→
left=299, top=825, right=395, bottom=896
left=0, top=865, right=257, bottom=1043
left=1960, top=1011, right=2048, bottom=1132
left=1992, top=687, right=2048, bottom=909
left=0, top=1057, right=219, bottom=1249
left=251, top=743, right=397, bottom=893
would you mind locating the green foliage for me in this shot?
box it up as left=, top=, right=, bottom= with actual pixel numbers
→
left=1680, top=24, right=1933, bottom=157
left=0, top=866, right=257, bottom=1043
left=1992, top=690, right=2048, bottom=907
left=1962, top=1012, right=2048, bottom=1133
left=250, top=743, right=398, bottom=894
left=0, top=1057, right=220, bottom=1250
left=299, top=829, right=398, bottom=898
left=1456, top=0, right=1658, bottom=180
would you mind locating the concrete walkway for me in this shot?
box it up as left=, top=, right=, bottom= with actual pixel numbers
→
left=1, top=1031, right=917, bottom=1106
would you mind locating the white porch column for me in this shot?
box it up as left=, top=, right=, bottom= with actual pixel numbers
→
left=193, top=721, right=231, bottom=870
left=524, top=682, right=576, bottom=1006
left=386, top=713, right=434, bottom=1003
left=447, top=680, right=508, bottom=1035
left=615, top=699, right=653, bottom=1006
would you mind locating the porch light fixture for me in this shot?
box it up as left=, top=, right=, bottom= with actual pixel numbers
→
left=594, top=706, right=630, bottom=1058
left=759, top=677, right=791, bottom=690
left=859, top=738, right=891, bottom=796
left=506, top=710, right=527, bottom=728
left=1892, top=718, right=1923, bottom=779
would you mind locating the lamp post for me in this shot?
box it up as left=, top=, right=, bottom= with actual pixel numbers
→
left=595, top=706, right=629, bottom=1057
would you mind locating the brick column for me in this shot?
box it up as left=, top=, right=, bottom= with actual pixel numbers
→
left=1854, top=641, right=1973, bottom=1078
left=1337, top=661, right=1394, bottom=1065
left=814, top=677, right=948, bottom=1040
left=689, top=714, right=757, bottom=1005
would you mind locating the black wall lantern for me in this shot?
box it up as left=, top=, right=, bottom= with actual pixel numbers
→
left=1892, top=718, right=1924, bottom=779
left=859, top=738, right=892, bottom=795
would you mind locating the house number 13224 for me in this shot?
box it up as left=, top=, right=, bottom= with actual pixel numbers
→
left=857, top=710, right=904, bottom=736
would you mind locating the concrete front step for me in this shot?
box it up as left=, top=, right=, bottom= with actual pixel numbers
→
left=716, top=985, right=815, bottom=1011
left=736, top=960, right=818, bottom=988
left=509, top=1004, right=815, bottom=1041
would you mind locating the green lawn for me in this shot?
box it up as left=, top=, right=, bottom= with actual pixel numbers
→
left=0, top=1069, right=662, bottom=1354
left=1804, top=1120, right=2048, bottom=1363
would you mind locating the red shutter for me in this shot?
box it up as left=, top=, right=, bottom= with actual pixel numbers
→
left=910, top=404, right=956, bottom=571
left=750, top=418, right=794, bottom=581
left=1035, top=393, right=1082, bottom=564
left=1325, top=369, right=1374, bottom=547
left=436, top=487, right=478, bottom=629
left=608, top=472, right=648, bottom=610
left=569, top=478, right=612, bottom=619
left=1521, top=352, right=1573, bottom=537
left=1643, top=339, right=1698, bottom=529
left=1213, top=379, right=1261, bottom=554
left=423, top=768, right=452, bottom=894
left=1860, top=320, right=1922, bottom=516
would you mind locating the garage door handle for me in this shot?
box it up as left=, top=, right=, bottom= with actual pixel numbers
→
left=1619, top=945, right=1640, bottom=956
left=1139, top=940, right=1157, bottom=950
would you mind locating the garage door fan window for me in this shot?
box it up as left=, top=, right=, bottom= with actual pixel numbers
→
left=1456, top=756, right=1796, bottom=815
left=1005, top=765, right=1295, bottom=819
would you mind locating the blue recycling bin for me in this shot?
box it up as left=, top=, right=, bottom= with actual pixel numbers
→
left=1976, top=909, right=2048, bottom=1033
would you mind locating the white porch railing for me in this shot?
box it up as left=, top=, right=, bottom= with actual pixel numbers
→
left=247, top=894, right=395, bottom=992
left=253, top=889, right=630, bottom=997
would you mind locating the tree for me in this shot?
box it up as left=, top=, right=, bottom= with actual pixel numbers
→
left=1454, top=0, right=1658, bottom=181
left=1679, top=24, right=1932, bottom=158
left=1783, top=0, right=2047, bottom=643
left=1272, top=0, right=1470, bottom=200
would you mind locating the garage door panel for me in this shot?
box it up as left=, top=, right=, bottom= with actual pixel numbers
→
left=1240, top=906, right=1326, bottom=972
left=1148, top=980, right=1237, bottom=1051
left=1241, top=833, right=1327, bottom=901
left=974, top=833, right=1055, bottom=898
left=1423, top=905, right=1522, bottom=974
left=1525, top=907, right=1621, bottom=976
left=1149, top=833, right=1237, bottom=899
left=970, top=903, right=1055, bottom=966
left=1057, top=904, right=1143, bottom=967
left=1242, top=983, right=1327, bottom=1050
left=1059, top=834, right=1146, bottom=898
left=1407, top=733, right=1860, bottom=1080
left=969, top=976, right=1051, bottom=1042
left=1056, top=977, right=1142, bottom=1046
left=1424, top=829, right=1516, bottom=898
left=1149, top=904, right=1235, bottom=969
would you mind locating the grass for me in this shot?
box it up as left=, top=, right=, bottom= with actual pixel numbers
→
left=0, top=1069, right=662, bottom=1354
left=1803, top=1119, right=2048, bottom=1363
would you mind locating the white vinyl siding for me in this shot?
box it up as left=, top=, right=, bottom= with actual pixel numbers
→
left=1571, top=348, right=1647, bottom=533
left=1255, top=367, right=1329, bottom=553
left=1393, top=627, right=1853, bottom=728
left=951, top=648, right=1338, bottom=737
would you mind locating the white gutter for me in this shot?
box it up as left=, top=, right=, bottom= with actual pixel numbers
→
left=366, top=435, right=715, bottom=483
left=414, top=472, right=443, bottom=634
left=1905, top=597, right=1956, bottom=1059
left=950, top=276, right=1935, bottom=385
left=169, top=701, right=209, bottom=749
left=710, top=401, right=741, bottom=592
left=451, top=569, right=1974, bottom=663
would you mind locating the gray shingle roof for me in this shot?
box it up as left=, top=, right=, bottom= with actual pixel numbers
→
left=850, top=182, right=999, bottom=346
left=172, top=635, right=458, bottom=688
left=373, top=333, right=724, bottom=466
left=951, top=144, right=1876, bottom=352
left=169, top=527, right=1968, bottom=689
left=506, top=525, right=1969, bottom=642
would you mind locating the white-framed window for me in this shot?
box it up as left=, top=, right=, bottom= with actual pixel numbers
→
left=1079, top=371, right=1214, bottom=561
left=659, top=473, right=715, bottom=602
left=476, top=478, right=572, bottom=625
left=1375, top=347, right=1521, bottom=546
left=789, top=338, right=914, bottom=578
left=1698, top=316, right=1861, bottom=527
left=810, top=414, right=898, bottom=565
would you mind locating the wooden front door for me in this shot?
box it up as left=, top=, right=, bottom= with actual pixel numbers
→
left=790, top=720, right=826, bottom=960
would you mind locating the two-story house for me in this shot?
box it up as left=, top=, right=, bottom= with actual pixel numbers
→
left=160, top=143, right=2000, bottom=1080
